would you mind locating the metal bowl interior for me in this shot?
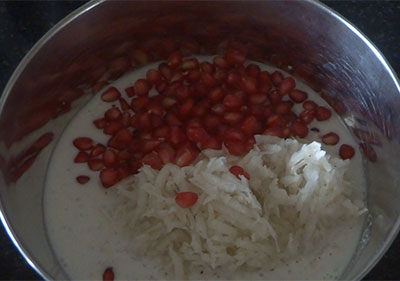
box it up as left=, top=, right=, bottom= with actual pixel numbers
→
left=0, top=0, right=400, bottom=280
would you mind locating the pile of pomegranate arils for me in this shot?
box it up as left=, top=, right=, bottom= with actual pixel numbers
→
left=72, top=47, right=355, bottom=188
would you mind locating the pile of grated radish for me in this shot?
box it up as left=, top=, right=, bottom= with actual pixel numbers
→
left=109, top=135, right=366, bottom=279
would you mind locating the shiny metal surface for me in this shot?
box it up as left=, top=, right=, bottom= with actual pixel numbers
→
left=0, top=0, right=399, bottom=280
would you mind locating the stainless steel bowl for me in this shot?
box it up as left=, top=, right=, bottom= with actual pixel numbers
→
left=1, top=1, right=400, bottom=280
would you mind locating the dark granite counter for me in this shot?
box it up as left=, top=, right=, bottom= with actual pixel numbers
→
left=0, top=1, right=399, bottom=280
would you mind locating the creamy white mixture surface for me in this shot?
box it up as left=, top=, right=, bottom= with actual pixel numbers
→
left=44, top=57, right=367, bottom=280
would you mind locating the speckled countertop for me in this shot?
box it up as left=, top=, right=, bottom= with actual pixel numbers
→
left=0, top=1, right=399, bottom=280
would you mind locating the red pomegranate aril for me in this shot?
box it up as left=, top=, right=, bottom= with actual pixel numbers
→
left=263, top=127, right=284, bottom=138
left=150, top=113, right=162, bottom=128
left=211, top=104, right=225, bottom=116
left=167, top=51, right=182, bottom=68
left=225, top=48, right=246, bottom=65
left=133, top=79, right=151, bottom=96
left=103, top=150, right=118, bottom=167
left=182, top=58, right=199, bottom=70
left=119, top=98, right=130, bottom=112
left=137, top=113, right=152, bottom=131
left=175, top=192, right=198, bottom=208
left=100, top=168, right=119, bottom=188
left=271, top=71, right=284, bottom=86
left=299, top=110, right=315, bottom=125
left=259, top=71, right=271, bottom=83
left=142, top=152, right=163, bottom=170
left=303, top=100, right=318, bottom=111
left=200, top=136, right=222, bottom=150
left=321, top=132, right=340, bottom=145
left=91, top=144, right=106, bottom=157
left=359, top=143, right=377, bottom=162
left=125, top=86, right=135, bottom=97
left=203, top=114, right=222, bottom=130
left=230, top=165, right=250, bottom=180
left=88, top=158, right=104, bottom=171
left=224, top=128, right=246, bottom=142
left=155, top=80, right=168, bottom=93
left=104, top=107, right=122, bottom=121
left=240, top=116, right=261, bottom=135
left=118, top=166, right=131, bottom=180
left=162, top=97, right=177, bottom=109
left=146, top=69, right=162, bottom=85
left=187, top=126, right=209, bottom=143
left=147, top=103, right=164, bottom=117
left=201, top=73, right=217, bottom=88
left=121, top=112, right=131, bottom=127
left=170, top=127, right=187, bottom=146
left=200, top=61, right=215, bottom=74
left=249, top=94, right=267, bottom=105
left=278, top=77, right=296, bottom=96
left=213, top=56, right=229, bottom=69
left=166, top=113, right=182, bottom=126
left=282, top=127, right=292, bottom=138
left=339, top=144, right=355, bottom=160
left=269, top=90, right=281, bottom=104
left=226, top=71, right=240, bottom=88
left=274, top=101, right=293, bottom=114
left=289, top=90, right=308, bottom=103
left=170, top=71, right=184, bottom=83
left=316, top=106, right=332, bottom=121
left=74, top=151, right=89, bottom=163
left=180, top=99, right=195, bottom=116
left=153, top=126, right=170, bottom=139
left=208, top=87, right=223, bottom=103
left=213, top=69, right=227, bottom=82
left=259, top=80, right=273, bottom=95
left=129, top=157, right=143, bottom=174
left=76, top=175, right=90, bottom=185
left=186, top=118, right=203, bottom=128
left=223, top=94, right=242, bottom=111
left=224, top=140, right=246, bottom=156
left=131, top=97, right=150, bottom=112
left=240, top=76, right=258, bottom=95
left=246, top=64, right=261, bottom=78
left=127, top=139, right=141, bottom=153
left=224, top=112, right=243, bottom=124
left=266, top=114, right=287, bottom=128
left=157, top=143, right=175, bottom=164
left=103, top=267, right=114, bottom=281
left=142, top=139, right=161, bottom=153
left=108, top=128, right=133, bottom=150
left=175, top=85, right=191, bottom=100
left=263, top=105, right=274, bottom=119
left=174, top=146, right=198, bottom=167
left=292, top=121, right=309, bottom=138
left=104, top=122, right=123, bottom=135
left=101, top=87, right=121, bottom=102
left=73, top=137, right=93, bottom=151
left=186, top=70, right=201, bottom=83
left=192, top=103, right=208, bottom=118
left=159, top=63, right=172, bottom=81
left=117, top=150, right=131, bottom=160
left=93, top=118, right=107, bottom=129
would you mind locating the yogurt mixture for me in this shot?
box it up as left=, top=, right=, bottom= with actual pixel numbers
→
left=44, top=57, right=367, bottom=280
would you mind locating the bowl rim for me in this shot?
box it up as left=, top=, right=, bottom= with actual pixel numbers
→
left=0, top=0, right=399, bottom=280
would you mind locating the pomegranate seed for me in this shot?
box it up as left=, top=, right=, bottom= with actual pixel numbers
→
left=119, top=98, right=130, bottom=112
left=203, top=114, right=222, bottom=130
left=225, top=128, right=246, bottom=142
left=159, top=63, right=172, bottom=80
left=186, top=70, right=201, bottom=83
left=147, top=103, right=164, bottom=117
left=103, top=150, right=118, bottom=167
left=146, top=69, right=162, bottom=85
left=240, top=76, right=258, bottom=95
left=248, top=105, right=265, bottom=120
left=292, top=121, right=309, bottom=138
left=170, top=126, right=187, bottom=145
left=132, top=49, right=149, bottom=65
left=157, top=143, right=175, bottom=164
left=180, top=99, right=195, bottom=116
left=303, top=100, right=317, bottom=111
left=162, top=97, right=177, bottom=109
left=117, top=150, right=131, bottom=161
left=73, top=137, right=93, bottom=151
left=129, top=158, right=143, bottom=174
left=299, top=110, right=315, bottom=124
left=100, top=168, right=119, bottom=188
left=125, top=87, right=135, bottom=97
left=240, top=116, right=261, bottom=135
left=225, top=48, right=246, bottom=65
left=259, top=80, right=273, bottom=95
left=266, top=114, right=287, bottom=128
left=170, top=71, right=184, bottom=83
left=104, top=107, right=122, bottom=121
left=108, top=128, right=133, bottom=150
left=263, top=127, right=284, bottom=138
left=249, top=94, right=267, bottom=105
left=187, top=127, right=209, bottom=143
left=224, top=112, right=243, bottom=124
left=134, top=79, right=151, bottom=96
left=226, top=71, right=240, bottom=88
left=223, top=94, right=242, bottom=111
left=359, top=143, right=377, bottom=162
left=142, top=152, right=163, bottom=170
left=103, top=267, right=114, bottom=281
left=104, top=122, right=123, bottom=135
left=211, top=104, right=225, bottom=115
left=182, top=58, right=199, bottom=70
left=118, top=166, right=131, bottom=180
left=200, top=137, right=222, bottom=150
left=88, top=159, right=104, bottom=171
left=289, top=90, right=308, bottom=103
left=278, top=77, right=296, bottom=96
left=274, top=101, right=293, bottom=114
left=131, top=97, right=150, bottom=112
left=245, top=136, right=256, bottom=151
left=101, top=87, right=121, bottom=102
left=174, top=84, right=190, bottom=100
left=155, top=80, right=168, bottom=93
left=339, top=144, right=355, bottom=160
left=268, top=90, right=281, bottom=104
left=282, top=127, right=292, bottom=138
left=93, top=118, right=107, bottom=129
left=141, top=139, right=161, bottom=153
left=76, top=175, right=90, bottom=185
left=153, top=126, right=170, bottom=139
left=321, top=132, right=340, bottom=145
left=175, top=192, right=198, bottom=208
left=186, top=118, right=203, bottom=128
left=174, top=146, right=198, bottom=167
left=91, top=144, right=106, bottom=157
left=192, top=103, right=207, bottom=118
left=246, top=64, right=261, bottom=78
left=201, top=73, right=217, bottom=88
left=271, top=71, right=283, bottom=86
left=127, top=139, right=141, bottom=153
left=136, top=112, right=152, bottom=131
left=230, top=165, right=250, bottom=180
left=201, top=62, right=215, bottom=74
left=316, top=106, right=332, bottom=121
left=166, top=113, right=182, bottom=126
left=224, top=141, right=246, bottom=156
left=74, top=151, right=89, bottom=163
left=259, top=71, right=271, bottom=83
left=167, top=51, right=182, bottom=68
left=213, top=69, right=227, bottom=82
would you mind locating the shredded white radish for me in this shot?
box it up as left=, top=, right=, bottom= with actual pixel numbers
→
left=109, top=135, right=366, bottom=278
